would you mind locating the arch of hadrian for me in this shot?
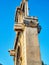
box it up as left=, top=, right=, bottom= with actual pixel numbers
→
left=8, top=0, right=42, bottom=65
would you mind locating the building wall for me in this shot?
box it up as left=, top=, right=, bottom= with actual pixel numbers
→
left=15, top=26, right=42, bottom=65
left=26, top=27, right=42, bottom=65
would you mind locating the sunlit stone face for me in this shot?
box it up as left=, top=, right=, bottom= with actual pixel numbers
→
left=26, top=27, right=41, bottom=65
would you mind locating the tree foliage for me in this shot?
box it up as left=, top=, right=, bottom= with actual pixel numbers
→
left=42, top=61, right=44, bottom=65
left=0, top=63, right=2, bottom=65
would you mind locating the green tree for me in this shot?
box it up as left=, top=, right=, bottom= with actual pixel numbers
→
left=42, top=61, right=44, bottom=65
left=0, top=63, right=2, bottom=65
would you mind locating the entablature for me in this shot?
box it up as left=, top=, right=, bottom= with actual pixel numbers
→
left=14, top=23, right=25, bottom=31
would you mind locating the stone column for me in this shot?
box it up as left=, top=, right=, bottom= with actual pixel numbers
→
left=25, top=27, right=42, bottom=65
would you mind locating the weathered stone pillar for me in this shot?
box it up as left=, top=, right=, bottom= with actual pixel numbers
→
left=25, top=27, right=42, bottom=65
left=8, top=0, right=42, bottom=65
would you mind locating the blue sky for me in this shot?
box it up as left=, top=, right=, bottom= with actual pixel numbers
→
left=0, top=0, right=49, bottom=65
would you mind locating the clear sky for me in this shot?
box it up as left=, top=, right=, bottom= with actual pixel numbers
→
left=0, top=0, right=49, bottom=65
